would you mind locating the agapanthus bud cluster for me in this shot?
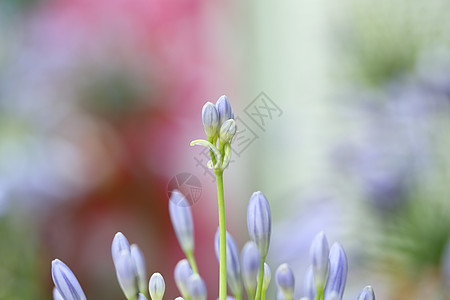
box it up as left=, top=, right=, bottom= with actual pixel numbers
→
left=192, top=95, right=236, bottom=172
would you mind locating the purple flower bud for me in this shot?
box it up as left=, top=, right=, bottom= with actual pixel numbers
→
left=241, top=241, right=260, bottom=296
left=214, top=229, right=242, bottom=296
left=275, top=263, right=295, bottom=299
left=202, top=102, right=219, bottom=139
left=310, top=231, right=329, bottom=288
left=219, top=119, right=237, bottom=143
left=187, top=274, right=207, bottom=300
left=149, top=273, right=165, bottom=300
left=216, top=95, right=233, bottom=129
left=324, top=243, right=347, bottom=300
left=357, top=286, right=375, bottom=300
left=112, top=232, right=131, bottom=266
left=247, top=191, right=271, bottom=257
left=53, top=287, right=64, bottom=300
left=130, top=244, right=147, bottom=293
left=115, top=251, right=139, bottom=299
left=304, top=266, right=316, bottom=300
left=51, top=259, right=86, bottom=300
left=169, top=190, right=194, bottom=253
left=276, top=289, right=286, bottom=300
left=174, top=259, right=193, bottom=298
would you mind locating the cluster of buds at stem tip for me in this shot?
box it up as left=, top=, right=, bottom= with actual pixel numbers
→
left=191, top=95, right=236, bottom=172
left=214, top=229, right=243, bottom=298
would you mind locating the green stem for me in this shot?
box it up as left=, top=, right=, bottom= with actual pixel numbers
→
left=247, top=290, right=255, bottom=300
left=261, top=292, right=265, bottom=300
left=254, top=256, right=265, bottom=300
left=185, top=250, right=198, bottom=274
left=234, top=293, right=242, bottom=300
left=216, top=170, right=227, bottom=300
left=314, top=287, right=324, bottom=300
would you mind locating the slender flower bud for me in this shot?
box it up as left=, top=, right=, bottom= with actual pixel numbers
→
left=51, top=259, right=86, bottom=300
left=131, top=244, right=147, bottom=293
left=214, top=229, right=242, bottom=297
left=202, top=102, right=219, bottom=140
left=247, top=191, right=272, bottom=257
left=169, top=190, right=194, bottom=253
left=327, top=292, right=340, bottom=300
left=276, top=290, right=286, bottom=300
left=112, top=232, right=131, bottom=266
left=187, top=274, right=207, bottom=300
left=137, top=293, right=147, bottom=300
left=52, top=287, right=64, bottom=300
left=149, top=273, right=165, bottom=300
left=174, top=259, right=194, bottom=299
left=115, top=251, right=139, bottom=299
left=241, top=241, right=260, bottom=296
left=304, top=266, right=316, bottom=300
left=324, top=243, right=348, bottom=300
left=219, top=119, right=237, bottom=144
left=261, top=263, right=272, bottom=292
left=357, top=286, right=375, bottom=300
left=216, top=95, right=233, bottom=128
left=275, top=263, right=295, bottom=299
left=310, top=231, right=329, bottom=288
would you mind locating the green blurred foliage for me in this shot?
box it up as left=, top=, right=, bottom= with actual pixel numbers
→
left=0, top=213, right=44, bottom=300
left=339, top=0, right=450, bottom=87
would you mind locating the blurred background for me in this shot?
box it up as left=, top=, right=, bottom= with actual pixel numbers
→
left=0, top=0, right=449, bottom=299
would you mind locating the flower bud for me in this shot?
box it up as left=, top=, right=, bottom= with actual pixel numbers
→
left=115, top=251, right=139, bottom=299
left=131, top=244, right=147, bottom=293
left=276, top=290, right=285, bottom=300
left=138, top=293, right=147, bottom=300
left=187, top=274, right=207, bottom=300
left=261, top=263, right=271, bottom=292
left=304, top=266, right=316, bottom=300
left=149, top=273, right=165, bottom=300
left=275, top=263, right=295, bottom=299
left=112, top=232, right=131, bottom=266
left=214, top=229, right=242, bottom=297
left=202, top=102, right=219, bottom=140
left=357, top=286, right=375, bottom=300
left=174, top=259, right=193, bottom=298
left=169, top=190, right=194, bottom=253
left=247, top=191, right=272, bottom=257
left=241, top=241, right=260, bottom=296
left=51, top=259, right=86, bottom=300
left=310, top=231, right=329, bottom=288
left=216, top=95, right=233, bottom=128
left=324, top=243, right=347, bottom=300
left=52, top=287, right=64, bottom=300
left=219, top=119, right=237, bottom=143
